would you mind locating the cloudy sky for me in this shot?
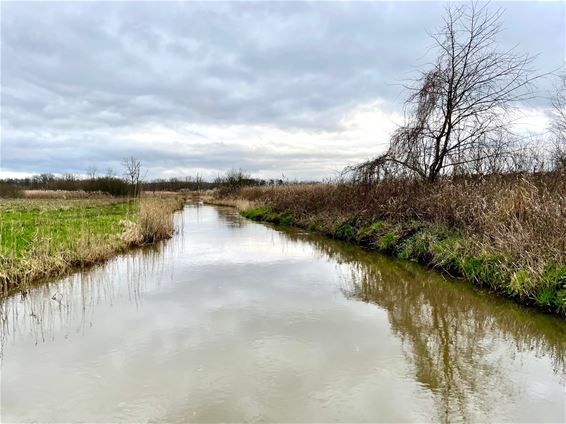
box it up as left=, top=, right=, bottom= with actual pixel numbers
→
left=1, top=1, right=564, bottom=181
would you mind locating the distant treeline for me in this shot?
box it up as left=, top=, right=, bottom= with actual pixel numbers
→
left=0, top=169, right=303, bottom=198
left=1, top=174, right=131, bottom=196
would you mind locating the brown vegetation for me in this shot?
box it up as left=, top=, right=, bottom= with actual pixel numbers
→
left=121, top=197, right=183, bottom=245
left=218, top=170, right=566, bottom=314
left=22, top=189, right=113, bottom=199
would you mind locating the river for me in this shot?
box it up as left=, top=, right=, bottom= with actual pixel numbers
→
left=1, top=205, right=565, bottom=422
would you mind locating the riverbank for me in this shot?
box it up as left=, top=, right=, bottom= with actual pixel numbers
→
left=209, top=173, right=566, bottom=316
left=0, top=195, right=185, bottom=294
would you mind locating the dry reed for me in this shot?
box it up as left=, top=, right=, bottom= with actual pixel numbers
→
left=217, top=172, right=566, bottom=314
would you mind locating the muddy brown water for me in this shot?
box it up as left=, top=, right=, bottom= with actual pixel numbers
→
left=1, top=205, right=565, bottom=422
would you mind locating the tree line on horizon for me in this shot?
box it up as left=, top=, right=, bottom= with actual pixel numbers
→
left=0, top=166, right=300, bottom=198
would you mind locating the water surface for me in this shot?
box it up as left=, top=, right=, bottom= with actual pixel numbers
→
left=1, top=205, right=565, bottom=422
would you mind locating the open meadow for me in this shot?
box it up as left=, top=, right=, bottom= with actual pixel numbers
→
left=0, top=195, right=184, bottom=294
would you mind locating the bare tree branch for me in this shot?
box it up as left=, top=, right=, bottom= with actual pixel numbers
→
left=364, top=3, right=540, bottom=183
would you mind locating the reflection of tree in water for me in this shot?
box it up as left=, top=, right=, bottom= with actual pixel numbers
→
left=279, top=230, right=566, bottom=422
left=0, top=243, right=169, bottom=358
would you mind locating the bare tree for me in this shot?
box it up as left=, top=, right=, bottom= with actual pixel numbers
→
left=122, top=156, right=143, bottom=197
left=86, top=165, right=97, bottom=180
left=550, top=74, right=566, bottom=170
left=194, top=172, right=203, bottom=192
left=365, top=3, right=537, bottom=182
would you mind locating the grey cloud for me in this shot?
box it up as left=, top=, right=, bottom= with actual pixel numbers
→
left=1, top=1, right=563, bottom=179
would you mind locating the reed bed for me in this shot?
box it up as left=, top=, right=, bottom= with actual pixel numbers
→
left=23, top=190, right=112, bottom=199
left=0, top=196, right=184, bottom=294
left=216, top=172, right=566, bottom=315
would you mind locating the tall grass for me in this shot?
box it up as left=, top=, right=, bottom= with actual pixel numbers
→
left=217, top=172, right=566, bottom=314
left=121, top=197, right=183, bottom=245
left=0, top=196, right=184, bottom=294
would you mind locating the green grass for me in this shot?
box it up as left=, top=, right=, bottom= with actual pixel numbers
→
left=356, top=220, right=385, bottom=241
left=240, top=206, right=293, bottom=226
left=0, top=197, right=183, bottom=293
left=331, top=222, right=355, bottom=241
left=0, top=201, right=135, bottom=258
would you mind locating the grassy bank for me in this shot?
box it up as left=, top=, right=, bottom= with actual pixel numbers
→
left=215, top=173, right=566, bottom=316
left=0, top=196, right=184, bottom=294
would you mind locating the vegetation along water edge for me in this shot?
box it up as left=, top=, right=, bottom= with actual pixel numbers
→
left=0, top=194, right=185, bottom=295
left=209, top=173, right=566, bottom=317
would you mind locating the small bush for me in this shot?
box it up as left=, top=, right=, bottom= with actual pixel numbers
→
left=122, top=197, right=184, bottom=245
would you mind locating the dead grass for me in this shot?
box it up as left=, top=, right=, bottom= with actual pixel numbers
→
left=219, top=172, right=566, bottom=314
left=202, top=193, right=255, bottom=211
left=23, top=190, right=112, bottom=199
left=121, top=197, right=184, bottom=245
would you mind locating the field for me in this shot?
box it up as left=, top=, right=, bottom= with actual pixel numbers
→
left=213, top=172, right=566, bottom=315
left=0, top=196, right=184, bottom=293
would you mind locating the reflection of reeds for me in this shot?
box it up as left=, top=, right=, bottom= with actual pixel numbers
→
left=218, top=174, right=566, bottom=314
left=275, top=227, right=566, bottom=422
left=0, top=244, right=170, bottom=358
left=0, top=196, right=184, bottom=294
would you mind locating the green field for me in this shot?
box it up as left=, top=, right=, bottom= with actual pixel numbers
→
left=0, top=197, right=182, bottom=293
left=1, top=199, right=135, bottom=258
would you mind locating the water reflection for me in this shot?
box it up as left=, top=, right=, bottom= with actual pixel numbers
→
left=1, top=205, right=564, bottom=422
left=1, top=247, right=163, bottom=355
left=273, top=227, right=566, bottom=422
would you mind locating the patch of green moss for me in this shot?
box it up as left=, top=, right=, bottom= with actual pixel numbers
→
left=306, top=221, right=324, bottom=233
left=542, top=265, right=566, bottom=287
left=507, top=270, right=533, bottom=297
left=536, top=265, right=566, bottom=313
left=241, top=206, right=271, bottom=221
left=534, top=287, right=558, bottom=309
left=396, top=232, right=429, bottom=262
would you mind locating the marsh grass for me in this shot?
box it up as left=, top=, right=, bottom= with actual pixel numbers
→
left=222, top=172, right=566, bottom=315
left=0, top=196, right=184, bottom=294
